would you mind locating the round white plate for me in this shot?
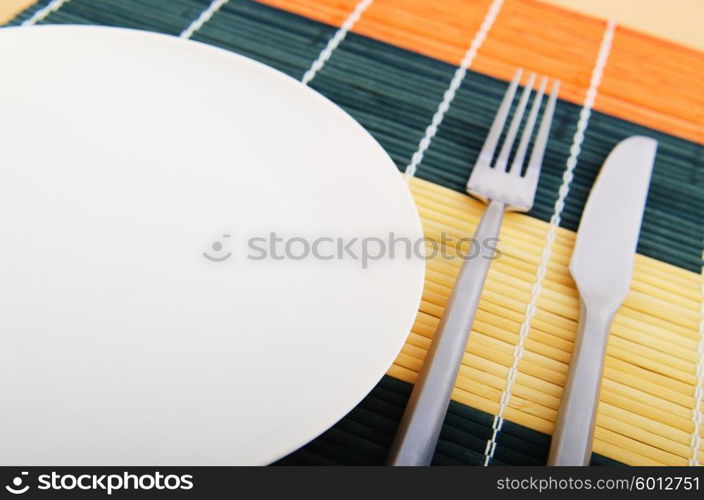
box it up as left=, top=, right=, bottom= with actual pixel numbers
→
left=0, top=26, right=424, bottom=465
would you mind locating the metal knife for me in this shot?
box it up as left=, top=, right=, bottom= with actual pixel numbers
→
left=547, top=136, right=658, bottom=466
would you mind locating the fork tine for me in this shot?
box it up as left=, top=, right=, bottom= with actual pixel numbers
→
left=494, top=72, right=536, bottom=172
left=509, top=76, right=547, bottom=175
left=525, top=79, right=560, bottom=178
left=474, top=68, right=522, bottom=170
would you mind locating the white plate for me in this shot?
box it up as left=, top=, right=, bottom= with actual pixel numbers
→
left=0, top=26, right=424, bottom=465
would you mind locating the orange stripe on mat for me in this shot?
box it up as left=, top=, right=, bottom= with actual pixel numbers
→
left=597, top=26, right=704, bottom=143
left=0, top=0, right=36, bottom=23
left=256, top=0, right=703, bottom=143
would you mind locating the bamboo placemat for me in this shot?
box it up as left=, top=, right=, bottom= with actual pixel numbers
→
left=4, top=0, right=703, bottom=466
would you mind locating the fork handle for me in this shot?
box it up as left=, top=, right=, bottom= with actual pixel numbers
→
left=547, top=299, right=615, bottom=465
left=388, top=199, right=505, bottom=466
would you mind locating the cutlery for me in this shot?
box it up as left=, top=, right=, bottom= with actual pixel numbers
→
left=547, top=136, right=657, bottom=466
left=388, top=69, right=560, bottom=465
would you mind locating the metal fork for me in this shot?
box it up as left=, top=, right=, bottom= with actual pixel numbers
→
left=388, top=69, right=560, bottom=466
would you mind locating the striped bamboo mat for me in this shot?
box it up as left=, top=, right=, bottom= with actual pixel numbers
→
left=6, top=0, right=704, bottom=466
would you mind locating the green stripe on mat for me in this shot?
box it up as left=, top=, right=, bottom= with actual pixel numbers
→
left=6, top=0, right=703, bottom=465
left=275, top=375, right=615, bottom=466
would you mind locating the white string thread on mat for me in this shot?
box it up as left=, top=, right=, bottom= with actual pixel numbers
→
left=481, top=19, right=617, bottom=466
left=690, top=249, right=704, bottom=465
left=301, top=0, right=373, bottom=85
left=403, top=0, right=505, bottom=178
left=180, top=0, right=231, bottom=39
left=21, top=0, right=71, bottom=26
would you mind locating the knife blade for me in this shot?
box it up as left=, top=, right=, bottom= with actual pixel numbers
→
left=547, top=136, right=657, bottom=466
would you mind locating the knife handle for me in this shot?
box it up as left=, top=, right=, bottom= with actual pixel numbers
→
left=387, top=200, right=505, bottom=466
left=547, top=299, right=615, bottom=466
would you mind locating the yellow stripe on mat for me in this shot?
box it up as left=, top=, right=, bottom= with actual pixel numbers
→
left=394, top=176, right=703, bottom=466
